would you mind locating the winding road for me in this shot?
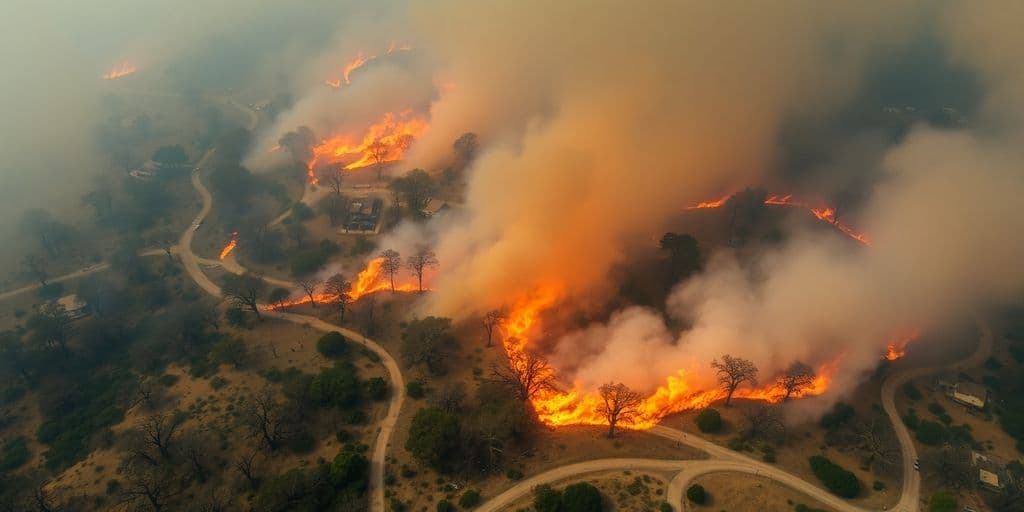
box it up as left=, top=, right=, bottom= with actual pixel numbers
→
left=1, top=92, right=997, bottom=512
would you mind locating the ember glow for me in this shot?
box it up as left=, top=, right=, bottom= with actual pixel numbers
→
left=501, top=296, right=836, bottom=429
left=218, top=233, right=238, bottom=260
left=102, top=64, right=137, bottom=80
left=687, top=192, right=870, bottom=245
left=305, top=110, right=429, bottom=183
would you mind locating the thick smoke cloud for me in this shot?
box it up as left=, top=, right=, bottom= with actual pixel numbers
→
left=404, top=1, right=923, bottom=315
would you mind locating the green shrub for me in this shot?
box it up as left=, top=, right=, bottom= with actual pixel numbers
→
left=561, top=482, right=601, bottom=512
left=287, top=430, right=316, bottom=454
left=367, top=377, right=389, bottom=401
left=406, top=408, right=461, bottom=472
left=0, top=438, right=28, bottom=472
left=902, top=383, right=923, bottom=401
left=406, top=381, right=425, bottom=399
left=873, top=480, right=885, bottom=491
left=436, top=500, right=455, bottom=512
left=534, top=484, right=562, bottom=512
left=659, top=503, right=672, bottom=512
left=224, top=307, right=247, bottom=327
left=459, top=489, right=481, bottom=508
left=695, top=408, right=722, bottom=433
left=158, top=374, right=179, bottom=387
left=927, top=402, right=946, bottom=415
left=928, top=490, right=957, bottom=512
left=317, top=332, right=350, bottom=359
left=506, top=468, right=524, bottom=480
left=210, top=376, right=228, bottom=390
left=809, top=456, right=861, bottom=498
left=686, top=484, right=706, bottom=504
left=915, top=420, right=948, bottom=446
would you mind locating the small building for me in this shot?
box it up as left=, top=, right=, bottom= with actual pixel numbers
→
left=55, top=294, right=89, bottom=320
left=972, top=452, right=1007, bottom=489
left=952, top=382, right=988, bottom=409
left=345, top=197, right=382, bottom=232
left=421, top=198, right=449, bottom=217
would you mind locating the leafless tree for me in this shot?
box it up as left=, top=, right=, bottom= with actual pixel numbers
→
left=31, top=484, right=56, bottom=512
left=598, top=382, right=643, bottom=438
left=431, top=382, right=466, bottom=413
left=140, top=412, right=184, bottom=460
left=711, top=355, right=758, bottom=406
left=853, top=417, right=898, bottom=468
left=119, top=464, right=179, bottom=512
left=21, top=254, right=49, bottom=286
left=324, top=273, right=353, bottom=320
left=151, top=230, right=176, bottom=263
left=235, top=449, right=261, bottom=491
left=132, top=377, right=165, bottom=412
left=318, top=166, right=344, bottom=197
left=925, top=446, right=974, bottom=489
left=286, top=222, right=307, bottom=247
left=379, top=249, right=402, bottom=292
left=368, top=138, right=388, bottom=180
left=492, top=351, right=558, bottom=402
left=296, top=277, right=322, bottom=308
left=405, top=246, right=438, bottom=293
left=740, top=403, right=785, bottom=442
left=179, top=431, right=212, bottom=484
left=247, top=389, right=290, bottom=451
left=777, top=361, right=816, bottom=401
left=483, top=309, right=505, bottom=347
left=222, top=273, right=266, bottom=320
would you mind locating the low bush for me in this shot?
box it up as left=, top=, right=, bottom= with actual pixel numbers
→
left=0, top=438, right=28, bottom=472
left=534, top=484, right=562, bottom=512
left=915, top=420, right=948, bottom=446
left=695, top=408, right=722, bottom=433
left=902, top=383, right=923, bottom=401
left=459, top=489, right=481, bottom=508
left=819, top=402, right=855, bottom=430
left=316, top=332, right=350, bottom=359
left=406, top=381, right=425, bottom=399
left=809, top=455, right=861, bottom=498
left=561, top=482, right=601, bottom=512
left=686, top=484, right=706, bottom=504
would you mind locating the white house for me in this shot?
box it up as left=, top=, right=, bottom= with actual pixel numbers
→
left=952, top=382, right=987, bottom=409
left=972, top=452, right=1006, bottom=489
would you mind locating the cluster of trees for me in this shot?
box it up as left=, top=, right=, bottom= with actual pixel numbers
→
left=809, top=455, right=861, bottom=498
left=533, top=482, right=603, bottom=512
left=378, top=247, right=438, bottom=293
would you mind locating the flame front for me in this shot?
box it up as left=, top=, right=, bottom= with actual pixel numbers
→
left=501, top=297, right=837, bottom=430
left=103, top=64, right=137, bottom=80
left=306, top=110, right=429, bottom=183
left=219, top=233, right=238, bottom=260
left=266, top=257, right=420, bottom=310
left=686, top=193, right=870, bottom=245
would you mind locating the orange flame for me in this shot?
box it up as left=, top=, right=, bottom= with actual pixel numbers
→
left=265, top=257, right=421, bottom=310
left=685, top=194, right=731, bottom=210
left=102, top=64, right=137, bottom=80
left=884, top=330, right=920, bottom=361
left=686, top=192, right=870, bottom=245
left=386, top=41, right=413, bottom=54
left=306, top=110, right=429, bottom=183
left=219, top=232, right=238, bottom=260
left=499, top=294, right=837, bottom=430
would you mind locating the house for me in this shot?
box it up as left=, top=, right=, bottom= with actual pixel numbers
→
left=952, top=382, right=987, bottom=409
left=55, top=294, right=89, bottom=320
left=972, top=452, right=1007, bottom=489
left=421, top=198, right=449, bottom=217
left=344, top=197, right=382, bottom=232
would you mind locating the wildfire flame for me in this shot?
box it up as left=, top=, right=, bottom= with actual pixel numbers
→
left=306, top=110, right=429, bottom=184
left=265, top=257, right=421, bottom=310
left=884, top=330, right=921, bottom=361
left=500, top=295, right=837, bottom=429
left=102, top=64, right=137, bottom=80
left=686, top=192, right=871, bottom=245
left=219, top=233, right=238, bottom=260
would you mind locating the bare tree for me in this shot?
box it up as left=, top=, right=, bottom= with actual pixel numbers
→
left=925, top=446, right=974, bottom=489
left=323, top=273, right=352, bottom=320
left=140, top=412, right=184, bottom=460
left=296, top=277, right=322, bottom=308
left=598, top=382, right=643, bottom=438
left=318, top=166, right=344, bottom=197
left=492, top=351, right=557, bottom=402
left=179, top=432, right=212, bottom=484
left=777, top=361, right=816, bottom=401
left=247, top=389, right=290, bottom=451
left=235, top=449, right=261, bottom=491
left=368, top=138, right=388, bottom=180
left=482, top=309, right=505, bottom=347
left=853, top=417, right=898, bottom=469
left=31, top=484, right=56, bottom=512
left=405, top=246, right=438, bottom=293
left=222, top=273, right=266, bottom=320
left=21, top=254, right=49, bottom=286
left=120, top=465, right=179, bottom=512
left=711, top=355, right=758, bottom=406
left=151, top=230, right=177, bottom=263
left=379, top=249, right=402, bottom=292
left=740, top=403, right=785, bottom=442
left=431, top=382, right=466, bottom=413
